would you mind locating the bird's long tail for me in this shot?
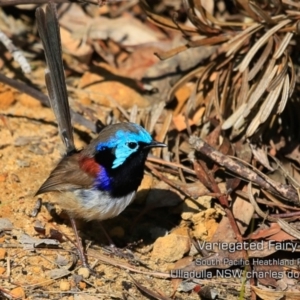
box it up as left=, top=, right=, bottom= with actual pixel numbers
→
left=36, top=3, right=75, bottom=154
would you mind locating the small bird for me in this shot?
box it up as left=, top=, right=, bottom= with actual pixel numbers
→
left=36, top=122, right=165, bottom=222
left=35, top=4, right=165, bottom=266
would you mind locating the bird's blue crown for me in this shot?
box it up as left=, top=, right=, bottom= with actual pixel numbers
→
left=96, top=124, right=152, bottom=169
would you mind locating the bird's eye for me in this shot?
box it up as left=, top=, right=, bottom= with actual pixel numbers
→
left=126, top=142, right=138, bottom=149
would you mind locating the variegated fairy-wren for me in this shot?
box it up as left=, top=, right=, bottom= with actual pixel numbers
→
left=35, top=4, right=166, bottom=267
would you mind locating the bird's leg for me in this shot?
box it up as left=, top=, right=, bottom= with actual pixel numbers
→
left=69, top=216, right=103, bottom=278
left=69, top=216, right=89, bottom=268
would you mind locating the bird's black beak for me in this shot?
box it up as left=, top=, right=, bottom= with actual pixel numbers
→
left=145, top=140, right=167, bottom=149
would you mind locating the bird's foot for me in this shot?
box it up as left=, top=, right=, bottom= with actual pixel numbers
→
left=103, top=244, right=135, bottom=260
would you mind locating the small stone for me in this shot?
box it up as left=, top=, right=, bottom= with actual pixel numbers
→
left=195, top=195, right=213, bottom=208
left=192, top=209, right=219, bottom=240
left=0, top=267, right=6, bottom=274
left=0, top=219, right=13, bottom=231
left=179, top=199, right=200, bottom=221
left=151, top=227, right=191, bottom=262
left=60, top=280, right=71, bottom=291
left=10, top=287, right=25, bottom=298
left=78, top=267, right=90, bottom=279
left=0, top=249, right=6, bottom=260
left=109, top=226, right=125, bottom=238
left=78, top=281, right=86, bottom=289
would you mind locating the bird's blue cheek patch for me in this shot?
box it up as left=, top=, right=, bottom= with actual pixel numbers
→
left=112, top=146, right=137, bottom=169
left=94, top=166, right=111, bottom=191
left=96, top=126, right=152, bottom=169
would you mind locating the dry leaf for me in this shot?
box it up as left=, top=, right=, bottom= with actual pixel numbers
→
left=252, top=286, right=300, bottom=300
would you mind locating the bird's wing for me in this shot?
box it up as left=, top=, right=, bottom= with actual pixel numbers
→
left=36, top=154, right=94, bottom=195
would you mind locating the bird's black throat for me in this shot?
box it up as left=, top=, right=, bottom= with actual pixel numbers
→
left=94, top=148, right=149, bottom=197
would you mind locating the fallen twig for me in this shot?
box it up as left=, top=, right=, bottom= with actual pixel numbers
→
left=0, top=31, right=31, bottom=74
left=189, top=136, right=299, bottom=205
